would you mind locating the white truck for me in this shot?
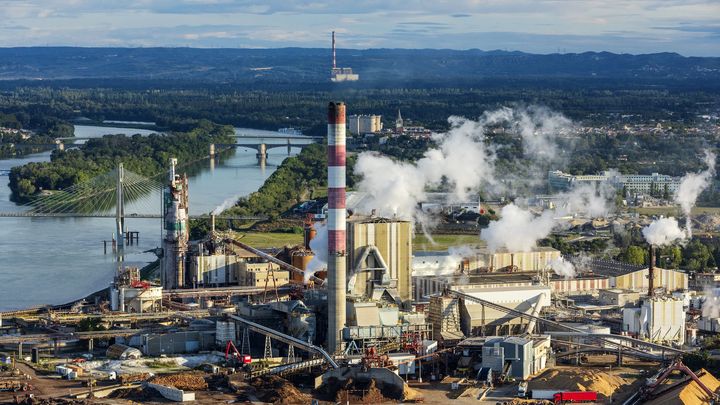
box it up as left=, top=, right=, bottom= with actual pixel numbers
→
left=528, top=389, right=560, bottom=400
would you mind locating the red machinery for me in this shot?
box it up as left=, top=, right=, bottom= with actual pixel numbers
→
left=552, top=391, right=597, bottom=404
left=130, top=280, right=151, bottom=289
left=225, top=341, right=251, bottom=365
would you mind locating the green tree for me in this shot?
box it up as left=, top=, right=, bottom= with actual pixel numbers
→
left=624, top=245, right=647, bottom=265
left=683, top=239, right=714, bottom=272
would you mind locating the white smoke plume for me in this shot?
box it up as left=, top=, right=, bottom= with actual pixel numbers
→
left=702, top=288, right=720, bottom=319
left=354, top=106, right=573, bottom=223
left=305, top=222, right=328, bottom=284
left=480, top=203, right=556, bottom=252
left=211, top=193, right=243, bottom=215
left=674, top=150, right=716, bottom=237
left=549, top=257, right=576, bottom=279
left=482, top=106, right=572, bottom=161
left=642, top=217, right=687, bottom=246
left=553, top=182, right=615, bottom=218
left=412, top=245, right=475, bottom=277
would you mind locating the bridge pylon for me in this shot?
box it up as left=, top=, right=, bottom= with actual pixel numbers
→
left=116, top=163, right=125, bottom=252
left=256, top=143, right=267, bottom=166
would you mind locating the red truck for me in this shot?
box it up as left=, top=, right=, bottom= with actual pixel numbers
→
left=553, top=391, right=598, bottom=403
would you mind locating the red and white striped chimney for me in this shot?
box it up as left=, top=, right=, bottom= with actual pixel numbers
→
left=327, top=101, right=346, bottom=353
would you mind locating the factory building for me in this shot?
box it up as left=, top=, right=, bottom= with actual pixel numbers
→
left=330, top=32, right=358, bottom=82
left=549, top=276, right=610, bottom=296
left=459, top=285, right=552, bottom=336
left=428, top=295, right=464, bottom=341
left=413, top=271, right=608, bottom=302
left=480, top=336, right=551, bottom=380
left=347, top=115, right=382, bottom=135
left=599, top=289, right=641, bottom=307
left=239, top=262, right=290, bottom=287
left=548, top=169, right=681, bottom=195
left=622, top=296, right=685, bottom=345
left=412, top=247, right=561, bottom=277
left=603, top=267, right=688, bottom=293
left=189, top=254, right=242, bottom=285
left=346, top=216, right=413, bottom=304
left=464, top=247, right=561, bottom=273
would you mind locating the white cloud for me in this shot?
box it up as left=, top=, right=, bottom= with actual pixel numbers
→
left=0, top=1, right=717, bottom=55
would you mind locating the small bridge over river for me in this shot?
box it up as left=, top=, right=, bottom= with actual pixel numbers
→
left=1, top=133, right=323, bottom=163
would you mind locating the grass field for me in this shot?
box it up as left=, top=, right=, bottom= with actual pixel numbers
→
left=235, top=232, right=303, bottom=248
left=631, top=206, right=720, bottom=217
left=233, top=230, right=479, bottom=251
left=413, top=233, right=483, bottom=251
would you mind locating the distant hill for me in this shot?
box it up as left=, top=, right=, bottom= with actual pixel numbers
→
left=0, top=47, right=718, bottom=83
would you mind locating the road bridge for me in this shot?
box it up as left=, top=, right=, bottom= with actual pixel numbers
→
left=211, top=135, right=321, bottom=165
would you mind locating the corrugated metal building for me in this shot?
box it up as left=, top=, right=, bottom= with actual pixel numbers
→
left=622, top=296, right=685, bottom=345
left=611, top=267, right=688, bottom=292
left=549, top=276, right=610, bottom=295
left=466, top=247, right=561, bottom=272
left=481, top=336, right=550, bottom=380
left=347, top=217, right=413, bottom=303
left=141, top=331, right=216, bottom=356
left=459, top=286, right=551, bottom=336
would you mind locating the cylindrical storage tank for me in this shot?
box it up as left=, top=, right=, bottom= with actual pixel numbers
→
left=110, top=287, right=120, bottom=312
left=291, top=252, right=314, bottom=283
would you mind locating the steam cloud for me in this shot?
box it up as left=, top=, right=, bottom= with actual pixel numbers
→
left=211, top=193, right=243, bottom=215
left=674, top=150, right=716, bottom=237
left=642, top=217, right=687, bottom=246
left=549, top=257, right=576, bottom=279
left=412, top=245, right=475, bottom=277
left=305, top=222, right=328, bottom=283
left=703, top=288, right=720, bottom=319
left=480, top=203, right=556, bottom=252
left=354, top=106, right=574, bottom=223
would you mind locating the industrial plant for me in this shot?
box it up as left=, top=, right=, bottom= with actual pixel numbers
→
left=330, top=31, right=359, bottom=82
left=1, top=102, right=719, bottom=405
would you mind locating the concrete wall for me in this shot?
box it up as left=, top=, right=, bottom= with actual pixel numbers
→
left=146, top=382, right=195, bottom=402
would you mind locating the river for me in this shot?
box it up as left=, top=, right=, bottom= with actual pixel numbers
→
left=0, top=125, right=306, bottom=311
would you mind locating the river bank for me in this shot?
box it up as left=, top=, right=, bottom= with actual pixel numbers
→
left=0, top=124, right=300, bottom=311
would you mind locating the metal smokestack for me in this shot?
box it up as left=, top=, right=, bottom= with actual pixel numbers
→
left=332, top=31, right=337, bottom=69
left=327, top=101, right=346, bottom=353
left=648, top=244, right=656, bottom=297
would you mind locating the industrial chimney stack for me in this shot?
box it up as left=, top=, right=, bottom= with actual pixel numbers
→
left=327, top=102, right=347, bottom=353
left=331, top=31, right=337, bottom=69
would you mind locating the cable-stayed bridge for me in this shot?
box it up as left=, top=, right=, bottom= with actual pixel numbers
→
left=0, top=164, right=266, bottom=222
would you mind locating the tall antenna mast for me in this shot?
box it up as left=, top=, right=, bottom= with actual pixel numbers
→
left=332, top=31, right=337, bottom=69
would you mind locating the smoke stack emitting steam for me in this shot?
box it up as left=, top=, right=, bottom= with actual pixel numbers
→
left=641, top=149, right=716, bottom=247
left=327, top=101, right=346, bottom=353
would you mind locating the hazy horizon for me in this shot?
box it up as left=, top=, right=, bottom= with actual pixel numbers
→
left=0, top=1, right=718, bottom=57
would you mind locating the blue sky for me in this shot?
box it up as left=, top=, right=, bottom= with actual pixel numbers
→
left=0, top=0, right=718, bottom=56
